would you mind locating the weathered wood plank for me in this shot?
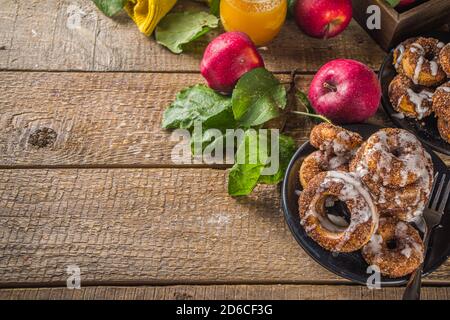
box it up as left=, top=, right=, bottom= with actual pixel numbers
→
left=0, top=0, right=385, bottom=72
left=1, top=71, right=449, bottom=167
left=0, top=168, right=334, bottom=285
left=0, top=168, right=449, bottom=286
left=0, top=71, right=289, bottom=167
left=0, top=285, right=448, bottom=300
left=0, top=71, right=197, bottom=167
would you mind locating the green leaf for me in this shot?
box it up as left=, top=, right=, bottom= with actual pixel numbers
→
left=163, top=84, right=237, bottom=158
left=191, top=128, right=224, bottom=156
left=385, top=0, right=401, bottom=7
left=190, top=128, right=240, bottom=158
left=92, top=0, right=126, bottom=17
left=232, top=68, right=287, bottom=128
left=162, top=84, right=235, bottom=130
left=228, top=131, right=264, bottom=196
left=155, top=11, right=219, bottom=54
left=209, top=0, right=220, bottom=16
left=228, top=131, right=296, bottom=196
left=257, top=134, right=296, bottom=184
left=287, top=0, right=296, bottom=17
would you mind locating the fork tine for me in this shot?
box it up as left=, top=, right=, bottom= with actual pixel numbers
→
left=428, top=172, right=439, bottom=205
left=431, top=174, right=446, bottom=211
left=438, top=178, right=450, bottom=214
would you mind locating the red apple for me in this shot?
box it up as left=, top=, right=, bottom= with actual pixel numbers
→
left=200, top=32, right=264, bottom=94
left=397, top=0, right=415, bottom=7
left=294, top=0, right=352, bottom=39
left=308, top=59, right=381, bottom=124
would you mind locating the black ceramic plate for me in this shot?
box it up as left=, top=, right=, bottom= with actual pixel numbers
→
left=379, top=32, right=450, bottom=155
left=281, top=124, right=450, bottom=286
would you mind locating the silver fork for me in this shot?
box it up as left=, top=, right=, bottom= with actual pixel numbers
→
left=403, top=173, right=450, bottom=300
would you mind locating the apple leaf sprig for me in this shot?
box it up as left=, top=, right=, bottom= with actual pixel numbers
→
left=162, top=67, right=296, bottom=196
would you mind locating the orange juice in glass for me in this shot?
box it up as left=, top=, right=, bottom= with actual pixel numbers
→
left=220, top=0, right=287, bottom=46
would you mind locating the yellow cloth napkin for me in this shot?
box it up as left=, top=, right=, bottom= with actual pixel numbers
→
left=125, top=0, right=177, bottom=36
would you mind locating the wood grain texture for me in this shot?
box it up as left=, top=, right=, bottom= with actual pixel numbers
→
left=0, top=71, right=290, bottom=167
left=0, top=71, right=201, bottom=167
left=0, top=168, right=334, bottom=285
left=0, top=285, right=449, bottom=300
left=0, top=0, right=385, bottom=72
left=0, top=168, right=449, bottom=286
left=2, top=71, right=449, bottom=167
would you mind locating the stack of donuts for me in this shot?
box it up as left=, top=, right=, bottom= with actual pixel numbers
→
left=298, top=123, right=433, bottom=278
left=389, top=37, right=450, bottom=142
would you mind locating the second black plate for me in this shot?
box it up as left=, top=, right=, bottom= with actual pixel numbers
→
left=379, top=32, right=450, bottom=155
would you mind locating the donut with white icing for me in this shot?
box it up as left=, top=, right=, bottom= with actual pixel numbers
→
left=388, top=74, right=434, bottom=120
left=354, top=148, right=433, bottom=222
left=349, top=128, right=433, bottom=188
left=432, top=82, right=450, bottom=119
left=299, top=171, right=378, bottom=252
left=439, top=43, right=450, bottom=77
left=437, top=117, right=450, bottom=144
left=402, top=37, right=446, bottom=87
left=349, top=129, right=433, bottom=222
left=309, top=123, right=363, bottom=157
left=362, top=217, right=424, bottom=278
left=299, top=151, right=349, bottom=188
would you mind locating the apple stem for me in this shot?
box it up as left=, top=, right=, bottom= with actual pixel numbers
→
left=290, top=110, right=332, bottom=123
left=323, top=82, right=337, bottom=92
left=323, top=23, right=331, bottom=40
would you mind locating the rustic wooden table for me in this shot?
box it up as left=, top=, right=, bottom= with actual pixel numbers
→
left=0, top=0, right=449, bottom=300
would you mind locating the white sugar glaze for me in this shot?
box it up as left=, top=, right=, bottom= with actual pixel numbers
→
left=437, top=86, right=450, bottom=93
left=395, top=44, right=405, bottom=69
left=302, top=172, right=379, bottom=243
left=430, top=59, right=439, bottom=76
left=392, top=112, right=405, bottom=119
left=364, top=233, right=383, bottom=256
left=410, top=43, right=424, bottom=54
left=404, top=88, right=433, bottom=120
left=413, top=56, right=424, bottom=84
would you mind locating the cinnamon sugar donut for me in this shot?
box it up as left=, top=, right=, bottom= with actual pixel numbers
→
left=357, top=153, right=433, bottom=222
left=310, top=123, right=363, bottom=156
left=299, top=171, right=378, bottom=253
left=393, top=38, right=416, bottom=74
left=350, top=129, right=433, bottom=222
left=299, top=151, right=348, bottom=188
left=350, top=128, right=432, bottom=188
left=437, top=117, right=450, bottom=144
left=439, top=43, right=450, bottom=77
left=362, top=217, right=424, bottom=278
left=402, top=37, right=446, bottom=86
left=388, top=75, right=434, bottom=119
left=432, top=82, right=450, bottom=119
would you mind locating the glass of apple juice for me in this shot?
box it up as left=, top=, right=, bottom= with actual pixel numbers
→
left=220, top=0, right=288, bottom=46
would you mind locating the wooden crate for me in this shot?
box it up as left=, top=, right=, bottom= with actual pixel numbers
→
left=351, top=0, right=450, bottom=51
